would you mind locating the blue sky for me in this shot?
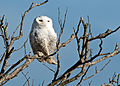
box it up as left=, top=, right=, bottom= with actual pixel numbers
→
left=0, top=0, right=120, bottom=86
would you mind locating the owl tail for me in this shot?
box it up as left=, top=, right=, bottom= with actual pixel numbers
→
left=37, top=56, right=57, bottom=65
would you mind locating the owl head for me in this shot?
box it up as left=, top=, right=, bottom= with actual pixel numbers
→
left=34, top=16, right=53, bottom=28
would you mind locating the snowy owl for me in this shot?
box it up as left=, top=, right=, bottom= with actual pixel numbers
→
left=29, top=16, right=57, bottom=65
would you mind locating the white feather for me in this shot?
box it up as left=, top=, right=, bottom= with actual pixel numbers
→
left=29, top=16, right=57, bottom=65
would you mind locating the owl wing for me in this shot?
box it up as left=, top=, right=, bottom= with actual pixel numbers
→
left=29, top=29, right=49, bottom=56
left=36, top=38, right=49, bottom=56
left=48, top=31, right=57, bottom=54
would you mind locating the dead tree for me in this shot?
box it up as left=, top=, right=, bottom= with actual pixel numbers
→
left=101, top=73, right=120, bottom=86
left=0, top=0, right=48, bottom=85
left=0, top=0, right=120, bottom=86
left=47, top=12, right=120, bottom=86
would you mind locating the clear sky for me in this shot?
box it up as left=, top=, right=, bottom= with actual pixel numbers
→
left=0, top=0, right=120, bottom=86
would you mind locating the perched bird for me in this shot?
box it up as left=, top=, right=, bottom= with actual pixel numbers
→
left=29, top=16, right=57, bottom=65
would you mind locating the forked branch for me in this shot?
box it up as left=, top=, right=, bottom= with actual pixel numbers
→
left=0, top=0, right=48, bottom=85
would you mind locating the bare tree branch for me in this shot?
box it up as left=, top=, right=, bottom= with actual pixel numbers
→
left=58, top=64, right=87, bottom=85
left=0, top=1, right=48, bottom=85
left=1, top=2, right=120, bottom=85
left=0, top=47, right=14, bottom=74
left=83, top=60, right=111, bottom=80
left=88, top=26, right=120, bottom=41
left=77, top=66, right=90, bottom=86
left=43, top=64, right=56, bottom=73
left=13, top=39, right=28, bottom=53
left=48, top=16, right=120, bottom=85
left=56, top=8, right=68, bottom=50
left=0, top=54, right=37, bottom=85
left=22, top=72, right=30, bottom=86
left=0, top=52, right=6, bottom=64
left=52, top=54, right=61, bottom=81
left=101, top=73, right=120, bottom=86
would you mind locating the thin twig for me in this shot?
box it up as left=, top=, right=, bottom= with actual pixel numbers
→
left=22, top=72, right=30, bottom=86
left=0, top=52, right=6, bottom=64
left=52, top=54, right=60, bottom=81
left=57, top=8, right=68, bottom=49
left=83, top=60, right=111, bottom=80
left=0, top=47, right=14, bottom=74
left=42, top=80, right=45, bottom=86
left=77, top=66, right=90, bottom=86
left=88, top=26, right=120, bottom=41
left=43, top=64, right=55, bottom=73
left=87, top=16, right=92, bottom=37
left=13, top=39, right=28, bottom=53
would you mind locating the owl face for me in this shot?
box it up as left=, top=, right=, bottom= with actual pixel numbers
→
left=35, top=16, right=53, bottom=28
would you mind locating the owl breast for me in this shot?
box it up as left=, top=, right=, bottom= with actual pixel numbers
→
left=29, top=27, right=57, bottom=54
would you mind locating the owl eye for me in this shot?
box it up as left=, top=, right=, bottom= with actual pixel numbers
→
left=39, top=20, right=43, bottom=22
